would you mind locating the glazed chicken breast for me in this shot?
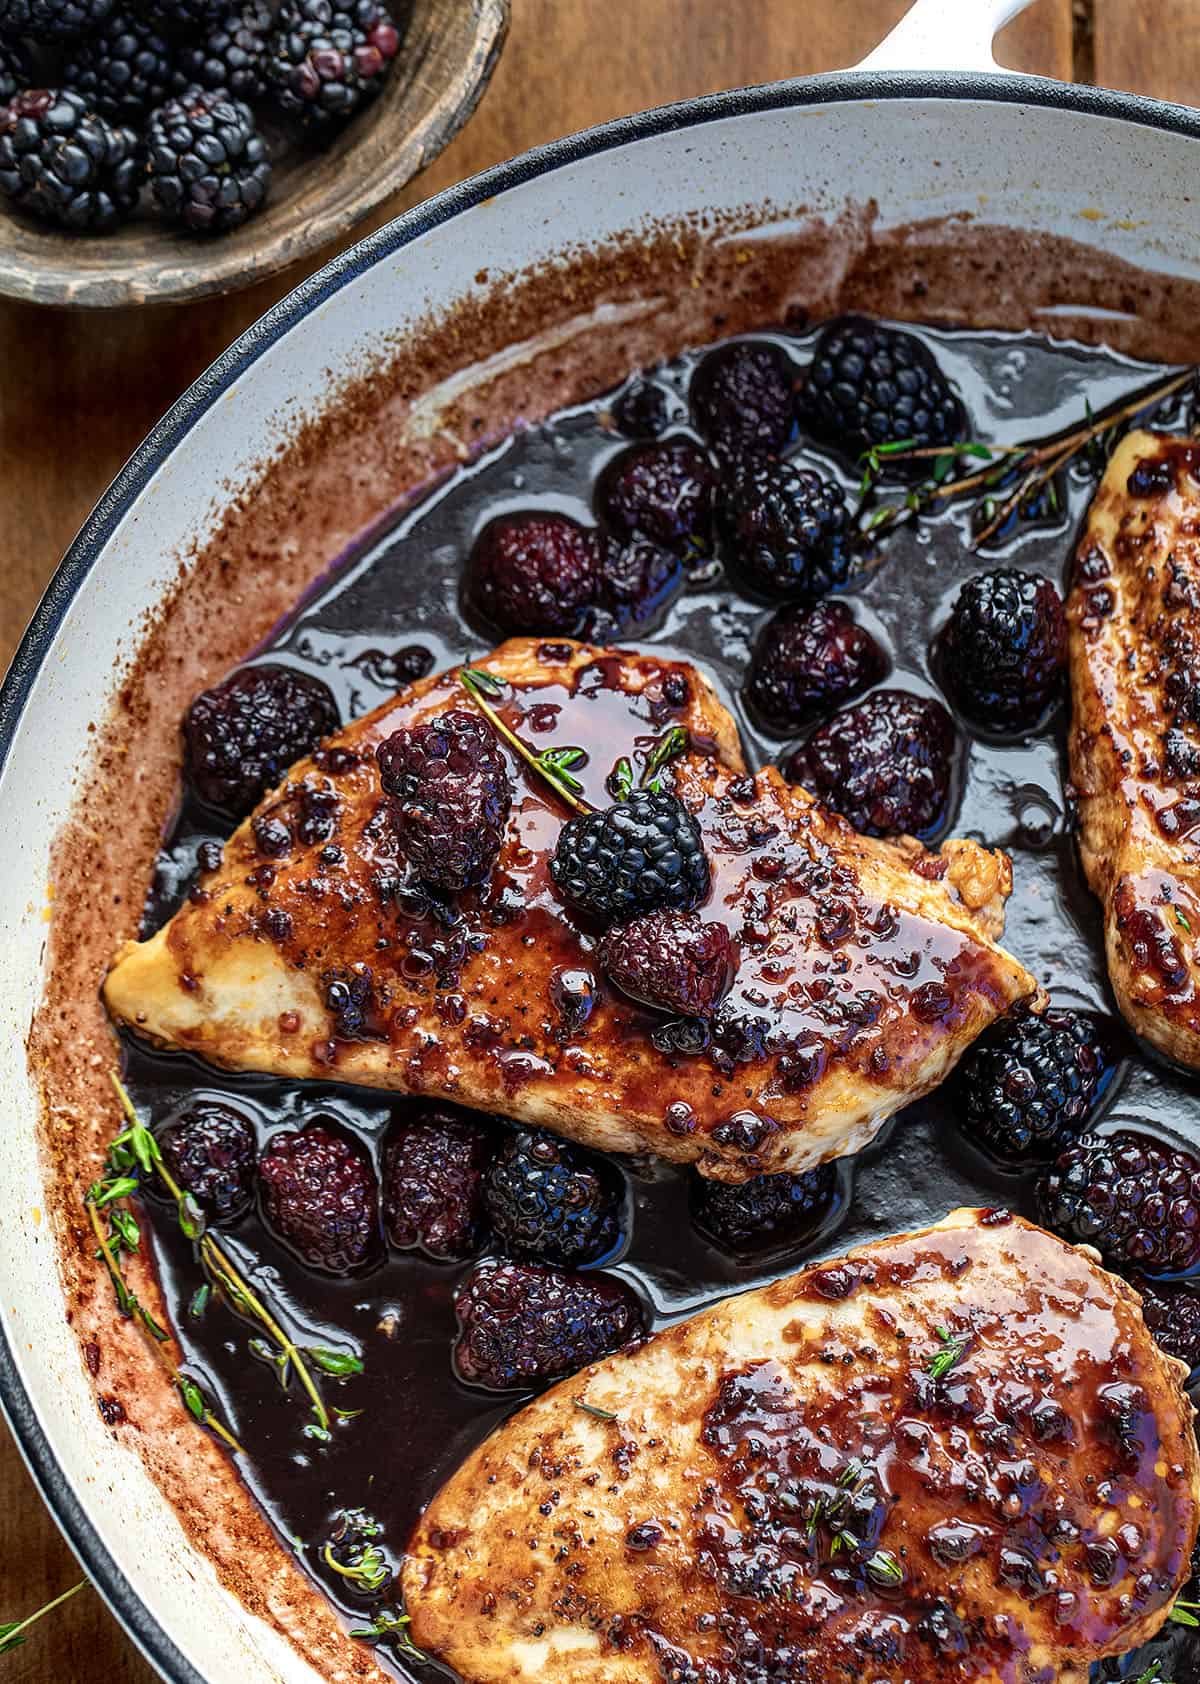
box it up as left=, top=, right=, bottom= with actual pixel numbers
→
left=1070, top=429, right=1200, bottom=1068
left=403, top=1208, right=1200, bottom=1684
left=104, top=639, right=1037, bottom=1181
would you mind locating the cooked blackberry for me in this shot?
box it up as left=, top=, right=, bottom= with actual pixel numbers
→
left=598, top=909, right=733, bottom=1018
left=952, top=1006, right=1110, bottom=1163
left=382, top=1104, right=495, bottom=1261
left=551, top=789, right=709, bottom=922
left=258, top=1121, right=381, bottom=1274
left=183, top=663, right=340, bottom=819
left=785, top=688, right=956, bottom=840
left=264, top=0, right=400, bottom=127
left=137, top=0, right=227, bottom=32
left=692, top=1164, right=837, bottom=1254
left=611, top=378, right=670, bottom=439
left=800, top=316, right=967, bottom=460
left=690, top=340, right=796, bottom=460
left=464, top=511, right=602, bottom=637
left=1038, top=1130, right=1200, bottom=1275
left=594, top=436, right=718, bottom=558
left=745, top=600, right=887, bottom=734
left=1132, top=1275, right=1200, bottom=1371
left=0, top=0, right=113, bottom=40
left=0, top=38, right=29, bottom=105
left=61, top=8, right=174, bottom=121
left=174, top=0, right=271, bottom=99
left=376, top=709, right=512, bottom=892
left=717, top=458, right=852, bottom=603
left=157, top=1099, right=257, bottom=1222
left=453, top=1259, right=643, bottom=1390
left=145, top=86, right=270, bottom=233
left=939, top=568, right=1068, bottom=733
left=484, top=1128, right=620, bottom=1266
left=0, top=90, right=140, bottom=230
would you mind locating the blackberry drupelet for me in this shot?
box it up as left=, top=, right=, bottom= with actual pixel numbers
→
left=183, top=662, right=340, bottom=819
left=690, top=340, right=796, bottom=461
left=1038, top=1129, right=1200, bottom=1275
left=146, top=86, right=270, bottom=232
left=376, top=709, right=512, bottom=893
left=784, top=688, right=956, bottom=840
left=157, top=1099, right=257, bottom=1222
left=745, top=600, right=887, bottom=734
left=594, top=436, right=718, bottom=558
left=258, top=1121, right=381, bottom=1274
left=382, top=1104, right=495, bottom=1261
left=464, top=511, right=602, bottom=637
left=939, top=568, right=1068, bottom=733
left=598, top=909, right=734, bottom=1018
left=589, top=535, right=682, bottom=636
left=484, top=1128, right=620, bottom=1266
left=0, top=38, right=29, bottom=105
left=611, top=377, right=670, bottom=439
left=717, top=458, right=852, bottom=603
left=453, top=1258, right=643, bottom=1389
left=1131, top=1275, right=1200, bottom=1371
left=175, top=0, right=272, bottom=99
left=692, top=1164, right=837, bottom=1254
left=952, top=1006, right=1109, bottom=1163
left=137, top=0, right=228, bottom=33
left=0, top=89, right=140, bottom=230
left=265, top=0, right=400, bottom=127
left=800, top=316, right=967, bottom=460
left=0, top=0, right=114, bottom=40
left=551, top=789, right=709, bottom=922
left=61, top=8, right=175, bottom=122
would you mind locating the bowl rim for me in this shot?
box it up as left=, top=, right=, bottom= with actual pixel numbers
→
left=3, top=64, right=1199, bottom=1684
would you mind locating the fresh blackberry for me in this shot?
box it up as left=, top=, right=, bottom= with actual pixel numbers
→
left=145, top=86, right=270, bottom=233
left=264, top=0, right=400, bottom=128
left=376, top=709, right=512, bottom=893
left=484, top=1128, right=620, bottom=1266
left=1038, top=1130, right=1200, bottom=1275
left=611, top=378, right=670, bottom=439
left=1131, top=1276, right=1200, bottom=1372
left=598, top=910, right=733, bottom=1018
left=183, top=663, right=340, bottom=819
left=595, top=436, right=718, bottom=558
left=588, top=535, right=682, bottom=636
left=0, top=90, right=140, bottom=230
left=0, top=0, right=114, bottom=41
left=784, top=689, right=956, bottom=840
left=259, top=1121, right=381, bottom=1274
left=692, top=1164, right=837, bottom=1255
left=453, top=1258, right=643, bottom=1390
left=382, top=1103, right=495, bottom=1261
left=551, top=789, right=709, bottom=922
left=137, top=0, right=227, bottom=32
left=800, top=316, right=967, bottom=461
left=745, top=600, right=886, bottom=734
left=939, top=568, right=1068, bottom=733
left=464, top=511, right=602, bottom=637
left=157, top=1098, right=257, bottom=1222
left=717, top=459, right=851, bottom=603
left=0, top=39, right=29, bottom=105
left=61, top=8, right=175, bottom=122
left=175, top=0, right=271, bottom=99
left=690, top=340, right=796, bottom=460
left=952, top=1006, right=1110, bottom=1163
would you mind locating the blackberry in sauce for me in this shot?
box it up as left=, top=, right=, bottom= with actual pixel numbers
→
left=121, top=321, right=1200, bottom=1683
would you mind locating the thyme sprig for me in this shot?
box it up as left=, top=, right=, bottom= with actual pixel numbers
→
left=350, top=1608, right=427, bottom=1660
left=574, top=1396, right=618, bottom=1422
left=460, top=667, right=594, bottom=815
left=1135, top=1664, right=1173, bottom=1684
left=611, top=725, right=691, bottom=801
left=0, top=1580, right=89, bottom=1655
left=927, top=1324, right=972, bottom=1382
left=1170, top=1596, right=1200, bottom=1628
left=856, top=365, right=1197, bottom=547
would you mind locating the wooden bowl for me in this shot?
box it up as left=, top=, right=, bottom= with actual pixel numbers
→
left=0, top=0, right=509, bottom=308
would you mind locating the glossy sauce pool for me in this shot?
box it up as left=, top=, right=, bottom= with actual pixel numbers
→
left=124, top=321, right=1200, bottom=1684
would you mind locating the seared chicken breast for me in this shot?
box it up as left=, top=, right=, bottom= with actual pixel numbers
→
left=1070, top=429, right=1200, bottom=1067
left=105, top=639, right=1036, bottom=1180
left=404, top=1208, right=1200, bottom=1684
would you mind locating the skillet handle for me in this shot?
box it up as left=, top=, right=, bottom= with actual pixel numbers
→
left=855, top=0, right=1037, bottom=73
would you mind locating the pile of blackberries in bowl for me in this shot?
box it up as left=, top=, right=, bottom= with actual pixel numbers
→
left=0, top=0, right=402, bottom=233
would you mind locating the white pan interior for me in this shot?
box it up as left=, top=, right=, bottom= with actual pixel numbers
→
left=2, top=81, right=1199, bottom=1684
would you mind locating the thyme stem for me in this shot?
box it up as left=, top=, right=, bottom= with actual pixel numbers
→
left=0, top=1580, right=89, bottom=1654
left=459, top=667, right=594, bottom=816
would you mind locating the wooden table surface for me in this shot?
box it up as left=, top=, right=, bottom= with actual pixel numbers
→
left=0, top=0, right=1183, bottom=1674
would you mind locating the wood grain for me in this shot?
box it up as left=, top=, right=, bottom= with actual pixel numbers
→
left=1092, top=0, right=1194, bottom=103
left=0, top=1, right=1075, bottom=1677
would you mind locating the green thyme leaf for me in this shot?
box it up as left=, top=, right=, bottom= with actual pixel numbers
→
left=307, top=1346, right=365, bottom=1378
left=1176, top=909, right=1192, bottom=934
left=189, top=1284, right=211, bottom=1320
left=865, top=1550, right=904, bottom=1586
left=641, top=725, right=689, bottom=792
left=90, top=1176, right=139, bottom=1208
left=461, top=666, right=505, bottom=699
left=928, top=1324, right=971, bottom=1381
left=611, top=757, right=634, bottom=801
left=536, top=745, right=587, bottom=795
left=179, top=1378, right=206, bottom=1423
left=0, top=1582, right=89, bottom=1654
left=1170, top=1597, right=1200, bottom=1628
left=574, top=1397, right=617, bottom=1422
left=109, top=1208, right=140, bottom=1251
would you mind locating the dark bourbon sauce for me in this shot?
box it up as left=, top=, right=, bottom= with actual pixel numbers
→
left=125, top=323, right=1200, bottom=1683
